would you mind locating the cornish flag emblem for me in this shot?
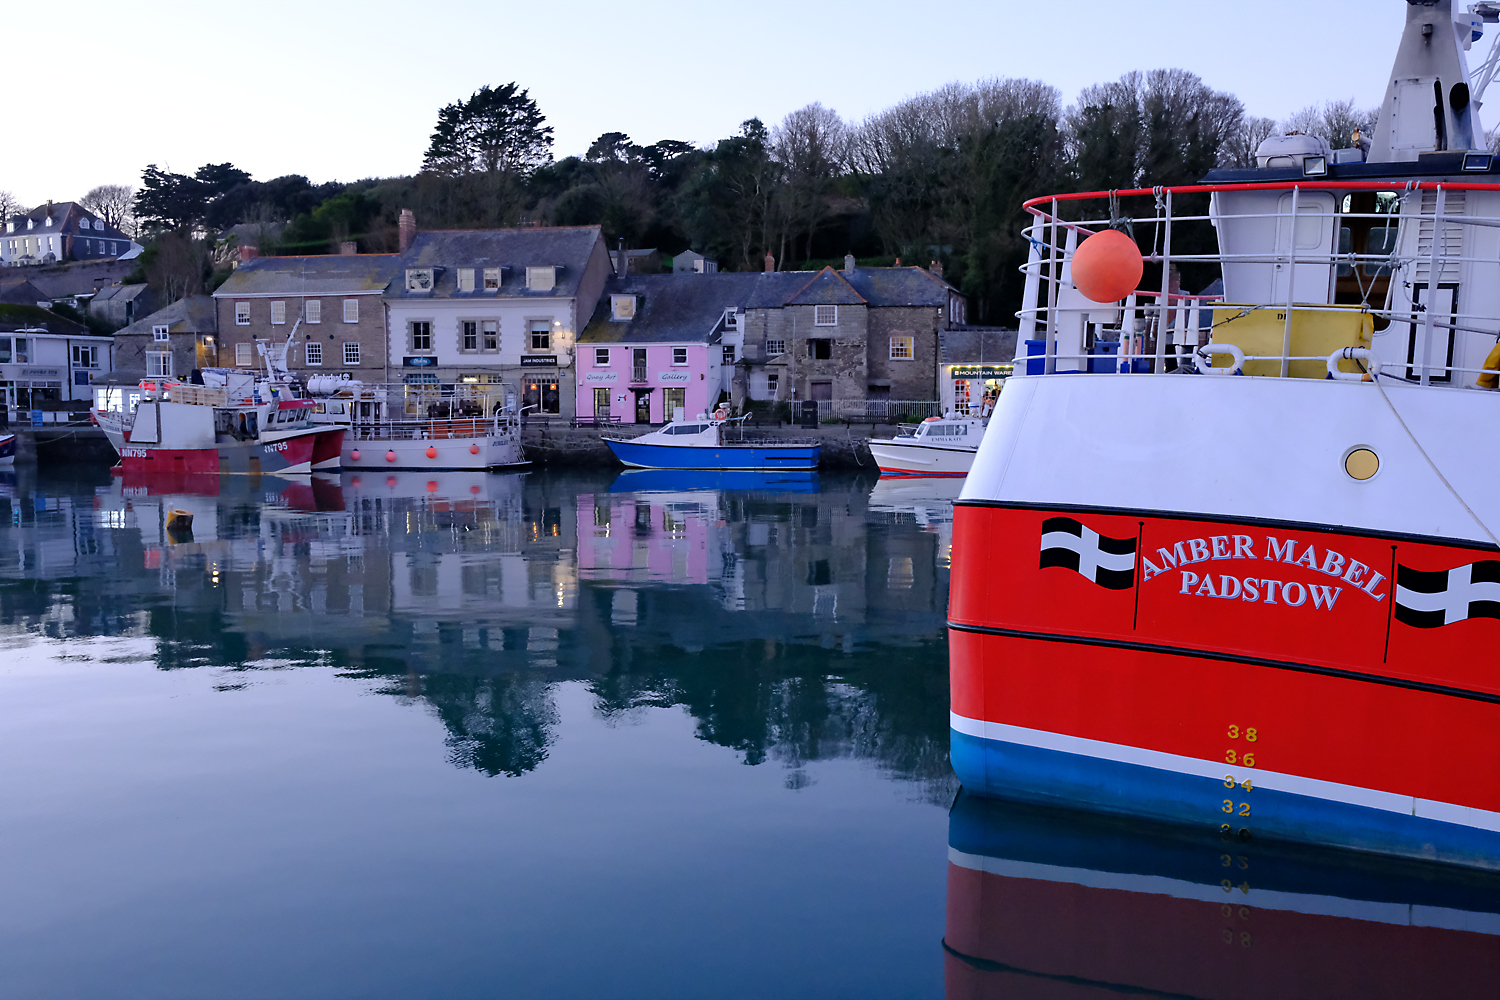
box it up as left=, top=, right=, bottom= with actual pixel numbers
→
left=1039, top=517, right=1137, bottom=590
left=1394, top=561, right=1500, bottom=628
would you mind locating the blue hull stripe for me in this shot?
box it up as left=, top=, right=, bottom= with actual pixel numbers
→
left=951, top=726, right=1500, bottom=871
left=605, top=439, right=818, bottom=470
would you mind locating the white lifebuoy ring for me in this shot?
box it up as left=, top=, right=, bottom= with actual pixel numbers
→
left=1197, top=343, right=1245, bottom=376
left=1327, top=347, right=1380, bottom=382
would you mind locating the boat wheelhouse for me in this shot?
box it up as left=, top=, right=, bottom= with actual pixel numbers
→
left=950, top=0, right=1500, bottom=869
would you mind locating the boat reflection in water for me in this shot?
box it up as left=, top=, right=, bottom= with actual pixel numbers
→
left=945, top=791, right=1500, bottom=1000
left=609, top=468, right=819, bottom=494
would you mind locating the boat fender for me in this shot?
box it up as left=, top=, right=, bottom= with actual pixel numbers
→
left=1197, top=343, right=1245, bottom=376
left=470, top=444, right=480, bottom=454
left=350, top=449, right=361, bottom=461
left=385, top=450, right=397, bottom=463
left=426, top=446, right=438, bottom=459
left=1479, top=340, right=1500, bottom=389
left=1327, top=348, right=1381, bottom=382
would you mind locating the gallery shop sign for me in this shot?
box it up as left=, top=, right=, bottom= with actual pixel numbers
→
left=585, top=371, right=619, bottom=383
left=657, top=371, right=691, bottom=384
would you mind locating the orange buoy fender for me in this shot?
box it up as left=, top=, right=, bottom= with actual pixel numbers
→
left=350, top=449, right=361, bottom=461
left=470, top=444, right=480, bottom=454
left=426, top=446, right=438, bottom=459
left=385, top=450, right=397, bottom=463
left=1070, top=229, right=1143, bottom=303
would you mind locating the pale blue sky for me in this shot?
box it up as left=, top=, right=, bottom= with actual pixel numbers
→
left=8, top=0, right=1473, bottom=207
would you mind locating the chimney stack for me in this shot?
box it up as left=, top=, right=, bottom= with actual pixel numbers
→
left=894, top=256, right=902, bottom=267
left=929, top=259, right=944, bottom=278
left=339, top=241, right=358, bottom=256
left=398, top=209, right=416, bottom=253
left=764, top=251, right=775, bottom=273
left=238, top=245, right=259, bottom=262
left=843, top=254, right=856, bottom=273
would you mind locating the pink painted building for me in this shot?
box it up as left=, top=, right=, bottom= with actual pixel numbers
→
left=576, top=272, right=759, bottom=424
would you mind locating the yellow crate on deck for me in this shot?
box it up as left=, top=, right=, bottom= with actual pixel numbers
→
left=1210, top=305, right=1374, bottom=378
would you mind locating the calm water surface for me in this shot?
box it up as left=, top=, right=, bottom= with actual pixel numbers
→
left=0, top=467, right=1495, bottom=999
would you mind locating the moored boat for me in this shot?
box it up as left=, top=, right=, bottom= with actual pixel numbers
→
left=93, top=371, right=337, bottom=476
left=309, top=378, right=528, bottom=471
left=604, top=414, right=819, bottom=470
left=0, top=432, right=15, bottom=468
left=950, top=0, right=1500, bottom=870
left=868, top=415, right=985, bottom=477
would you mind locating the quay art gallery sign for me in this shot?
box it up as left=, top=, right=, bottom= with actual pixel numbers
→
left=585, top=371, right=619, bottom=384
left=657, top=371, right=690, bottom=385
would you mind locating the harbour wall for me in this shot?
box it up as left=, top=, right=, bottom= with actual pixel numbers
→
left=11, top=424, right=905, bottom=471
left=520, top=423, right=907, bottom=469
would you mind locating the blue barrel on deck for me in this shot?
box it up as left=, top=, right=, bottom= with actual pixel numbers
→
left=1025, top=339, right=1047, bottom=375
left=1089, top=341, right=1121, bottom=373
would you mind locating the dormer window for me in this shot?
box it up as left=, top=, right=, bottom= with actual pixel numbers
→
left=457, top=268, right=475, bottom=292
left=611, top=294, right=636, bottom=321
left=405, top=268, right=434, bottom=292
left=483, top=267, right=501, bottom=290
left=527, top=266, right=556, bottom=292
left=94, top=219, right=104, bottom=231
left=43, top=217, right=52, bottom=227
left=27, top=219, right=34, bottom=230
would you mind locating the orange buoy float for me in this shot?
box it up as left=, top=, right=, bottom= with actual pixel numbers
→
left=426, top=480, right=439, bottom=492
left=350, top=449, right=361, bottom=461
left=469, top=485, right=481, bottom=495
left=386, top=476, right=398, bottom=487
left=469, top=444, right=480, bottom=455
left=351, top=477, right=362, bottom=488
left=426, top=446, right=438, bottom=459
left=385, top=450, right=397, bottom=463
left=1070, top=229, right=1143, bottom=303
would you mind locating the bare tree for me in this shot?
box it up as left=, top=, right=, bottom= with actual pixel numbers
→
left=81, top=184, right=137, bottom=235
left=0, top=190, right=24, bottom=225
left=772, top=103, right=850, bottom=264
left=1226, top=115, right=1280, bottom=167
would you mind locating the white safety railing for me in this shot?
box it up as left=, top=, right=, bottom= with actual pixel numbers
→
left=1015, top=180, right=1500, bottom=388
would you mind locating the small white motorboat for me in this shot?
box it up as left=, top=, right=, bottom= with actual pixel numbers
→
left=868, top=415, right=985, bottom=477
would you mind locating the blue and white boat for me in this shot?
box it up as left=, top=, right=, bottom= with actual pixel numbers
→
left=603, top=416, right=819, bottom=471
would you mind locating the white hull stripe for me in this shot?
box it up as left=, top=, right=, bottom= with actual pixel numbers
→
left=948, top=847, right=1500, bottom=936
left=951, top=712, right=1500, bottom=835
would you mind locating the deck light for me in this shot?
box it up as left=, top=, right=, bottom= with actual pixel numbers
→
left=1302, top=155, right=1328, bottom=177
left=1463, top=152, right=1493, bottom=171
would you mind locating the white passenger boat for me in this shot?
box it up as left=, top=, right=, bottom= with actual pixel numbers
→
left=868, top=415, right=986, bottom=477
left=308, top=378, right=528, bottom=471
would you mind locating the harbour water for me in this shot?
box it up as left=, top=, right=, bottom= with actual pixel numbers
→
left=0, top=467, right=1494, bottom=998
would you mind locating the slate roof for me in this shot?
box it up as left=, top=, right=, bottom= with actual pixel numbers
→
left=22, top=260, right=138, bottom=299
left=389, top=226, right=604, bottom=300
left=0, top=302, right=89, bottom=334
left=117, top=295, right=218, bottom=337
left=0, top=279, right=48, bottom=306
left=742, top=266, right=958, bottom=309
left=784, top=267, right=867, bottom=306
left=940, top=327, right=1018, bottom=364
left=90, top=283, right=152, bottom=305
left=580, top=273, right=765, bottom=344
left=214, top=254, right=401, bottom=297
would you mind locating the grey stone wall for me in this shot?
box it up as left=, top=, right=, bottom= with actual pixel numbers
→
left=216, top=296, right=389, bottom=378
left=867, top=306, right=942, bottom=400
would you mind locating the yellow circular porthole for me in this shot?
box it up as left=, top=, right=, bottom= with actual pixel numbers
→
left=1345, top=448, right=1379, bottom=481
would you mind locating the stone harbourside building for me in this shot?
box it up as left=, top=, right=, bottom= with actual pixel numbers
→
left=736, top=255, right=967, bottom=418
left=384, top=220, right=612, bottom=421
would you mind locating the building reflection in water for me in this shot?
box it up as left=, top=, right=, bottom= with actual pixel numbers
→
left=945, top=792, right=1500, bottom=999
left=0, top=466, right=954, bottom=794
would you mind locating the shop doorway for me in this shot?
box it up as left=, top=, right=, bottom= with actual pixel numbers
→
left=633, top=389, right=652, bottom=424
left=593, top=387, right=611, bottom=421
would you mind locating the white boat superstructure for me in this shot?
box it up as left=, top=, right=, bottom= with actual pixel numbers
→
left=868, top=415, right=986, bottom=477
left=307, top=377, right=528, bottom=470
